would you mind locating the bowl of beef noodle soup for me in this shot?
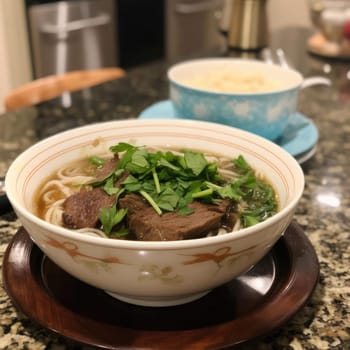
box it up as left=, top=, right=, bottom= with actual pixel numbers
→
left=5, top=119, right=304, bottom=307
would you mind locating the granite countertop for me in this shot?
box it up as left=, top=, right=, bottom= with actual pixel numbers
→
left=1, top=33, right=350, bottom=349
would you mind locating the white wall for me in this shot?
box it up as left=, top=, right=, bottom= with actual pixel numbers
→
left=0, top=0, right=33, bottom=113
left=267, top=0, right=311, bottom=31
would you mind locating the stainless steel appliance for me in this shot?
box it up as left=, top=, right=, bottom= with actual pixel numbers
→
left=227, top=0, right=268, bottom=50
left=165, top=0, right=227, bottom=62
left=28, top=0, right=117, bottom=78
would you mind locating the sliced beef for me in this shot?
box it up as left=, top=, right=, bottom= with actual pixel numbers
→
left=63, top=187, right=115, bottom=229
left=62, top=155, right=127, bottom=230
left=92, top=154, right=129, bottom=188
left=118, top=193, right=149, bottom=214
left=93, top=154, right=119, bottom=182
left=119, top=194, right=231, bottom=241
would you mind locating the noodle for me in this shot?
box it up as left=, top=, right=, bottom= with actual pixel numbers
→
left=77, top=228, right=108, bottom=238
left=35, top=158, right=96, bottom=225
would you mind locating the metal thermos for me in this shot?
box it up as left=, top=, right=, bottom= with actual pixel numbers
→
left=228, top=0, right=269, bottom=50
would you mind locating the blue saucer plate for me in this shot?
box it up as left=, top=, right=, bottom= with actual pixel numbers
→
left=138, top=100, right=318, bottom=161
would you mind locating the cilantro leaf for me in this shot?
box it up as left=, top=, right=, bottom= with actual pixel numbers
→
left=99, top=205, right=128, bottom=235
left=89, top=156, right=105, bottom=167
left=110, top=142, right=135, bottom=153
left=184, top=150, right=208, bottom=176
left=157, top=187, right=179, bottom=211
left=103, top=176, right=119, bottom=195
left=109, top=229, right=129, bottom=238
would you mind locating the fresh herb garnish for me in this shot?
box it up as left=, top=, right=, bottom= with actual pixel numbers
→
left=95, top=143, right=277, bottom=233
left=89, top=156, right=105, bottom=167
left=232, top=155, right=278, bottom=226
left=99, top=205, right=128, bottom=236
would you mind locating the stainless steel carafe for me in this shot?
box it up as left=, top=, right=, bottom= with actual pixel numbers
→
left=228, top=0, right=269, bottom=50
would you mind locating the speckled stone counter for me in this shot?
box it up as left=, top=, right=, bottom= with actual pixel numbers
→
left=1, top=31, right=350, bottom=349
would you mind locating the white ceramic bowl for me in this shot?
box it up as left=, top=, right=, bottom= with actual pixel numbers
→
left=168, top=58, right=303, bottom=140
left=5, top=119, right=304, bottom=307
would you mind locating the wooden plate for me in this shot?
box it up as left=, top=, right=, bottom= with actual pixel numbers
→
left=2, top=221, right=319, bottom=349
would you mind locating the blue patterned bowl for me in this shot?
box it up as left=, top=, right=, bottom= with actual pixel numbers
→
left=168, top=58, right=303, bottom=140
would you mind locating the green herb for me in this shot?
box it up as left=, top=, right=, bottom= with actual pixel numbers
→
left=157, top=187, right=179, bottom=211
left=205, top=181, right=241, bottom=201
left=231, top=155, right=278, bottom=226
left=103, top=176, right=119, bottom=195
left=233, top=155, right=251, bottom=174
left=183, top=150, right=208, bottom=176
left=109, top=142, right=135, bottom=153
left=152, top=168, right=161, bottom=193
left=89, top=156, right=105, bottom=167
left=99, top=205, right=128, bottom=235
left=192, top=188, right=214, bottom=199
left=93, top=143, right=277, bottom=230
left=140, top=190, right=162, bottom=215
left=109, top=229, right=129, bottom=238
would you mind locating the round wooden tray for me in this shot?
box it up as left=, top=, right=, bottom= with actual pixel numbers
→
left=2, top=222, right=319, bottom=349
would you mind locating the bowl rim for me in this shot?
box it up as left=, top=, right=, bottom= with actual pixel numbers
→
left=5, top=119, right=305, bottom=251
left=167, top=57, right=304, bottom=96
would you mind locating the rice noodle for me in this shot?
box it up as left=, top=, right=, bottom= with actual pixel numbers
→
left=76, top=228, right=108, bottom=238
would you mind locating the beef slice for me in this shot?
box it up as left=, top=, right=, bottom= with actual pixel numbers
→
left=119, top=194, right=230, bottom=241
